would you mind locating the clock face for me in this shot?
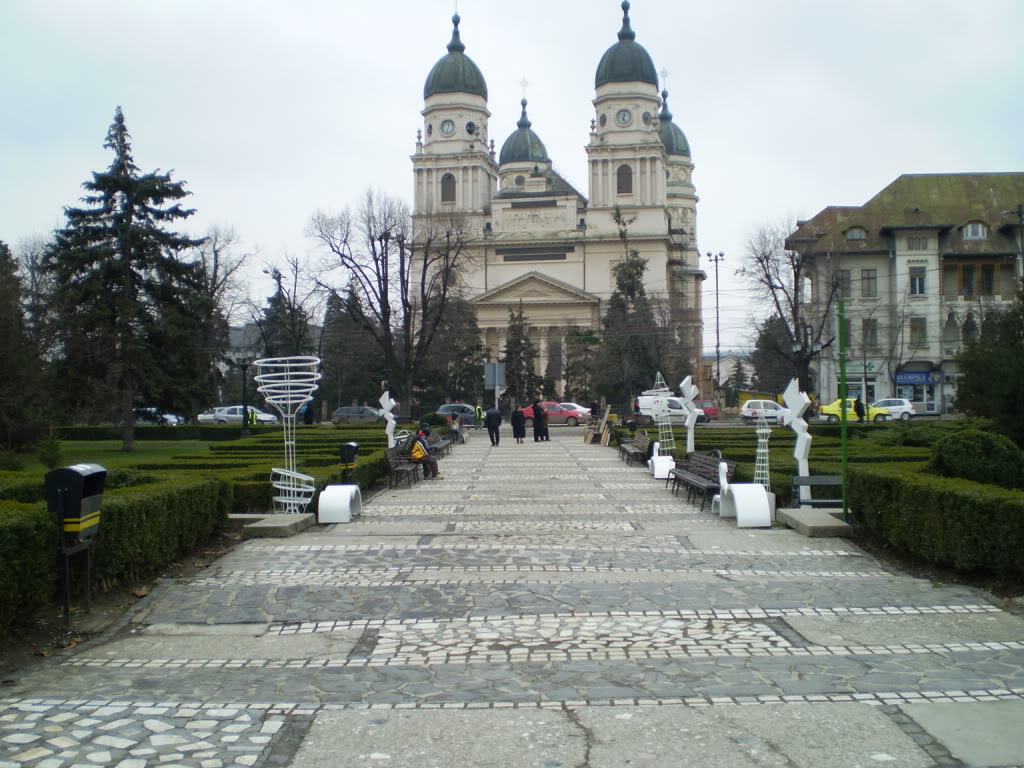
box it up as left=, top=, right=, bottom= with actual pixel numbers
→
left=615, top=109, right=633, bottom=127
left=440, top=119, right=455, bottom=137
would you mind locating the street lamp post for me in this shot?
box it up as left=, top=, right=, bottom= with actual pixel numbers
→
left=707, top=252, right=725, bottom=391
left=239, top=359, right=252, bottom=437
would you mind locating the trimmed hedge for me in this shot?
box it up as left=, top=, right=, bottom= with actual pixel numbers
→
left=929, top=428, right=1024, bottom=490
left=848, top=465, right=1024, bottom=576
left=56, top=425, right=281, bottom=442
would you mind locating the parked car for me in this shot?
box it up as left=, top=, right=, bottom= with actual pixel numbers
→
left=637, top=395, right=704, bottom=424
left=693, top=400, right=719, bottom=422
left=437, top=403, right=477, bottom=421
left=134, top=407, right=184, bottom=426
left=739, top=399, right=785, bottom=424
left=819, top=398, right=889, bottom=423
left=332, top=405, right=386, bottom=425
left=871, top=397, right=916, bottom=421
left=201, top=405, right=278, bottom=425
left=520, top=401, right=588, bottom=427
left=560, top=402, right=592, bottom=417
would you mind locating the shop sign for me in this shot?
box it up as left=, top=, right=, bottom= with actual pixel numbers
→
left=895, top=370, right=943, bottom=385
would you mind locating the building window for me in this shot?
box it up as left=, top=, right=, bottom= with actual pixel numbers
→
left=440, top=173, right=456, bottom=203
left=963, top=221, right=988, bottom=240
left=862, top=318, right=878, bottom=348
left=909, top=266, right=926, bottom=295
left=907, top=236, right=928, bottom=250
left=846, top=227, right=866, bottom=241
left=835, top=269, right=851, bottom=298
left=962, top=313, right=978, bottom=343
left=861, top=269, right=877, bottom=298
left=616, top=164, right=633, bottom=194
left=961, top=265, right=975, bottom=296
left=909, top=317, right=927, bottom=346
left=981, top=264, right=995, bottom=295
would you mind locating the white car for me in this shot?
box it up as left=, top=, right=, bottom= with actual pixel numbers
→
left=871, top=398, right=916, bottom=421
left=198, top=405, right=278, bottom=425
left=740, top=399, right=784, bottom=423
left=560, top=402, right=593, bottom=417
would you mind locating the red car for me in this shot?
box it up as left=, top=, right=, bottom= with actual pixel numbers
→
left=693, top=400, right=719, bottom=422
left=520, top=401, right=588, bottom=427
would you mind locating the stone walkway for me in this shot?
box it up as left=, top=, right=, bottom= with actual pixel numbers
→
left=3, top=429, right=1024, bottom=767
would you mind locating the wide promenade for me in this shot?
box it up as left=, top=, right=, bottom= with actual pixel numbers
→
left=3, top=429, right=1024, bottom=767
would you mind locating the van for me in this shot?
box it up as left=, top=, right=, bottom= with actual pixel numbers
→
left=637, top=395, right=702, bottom=424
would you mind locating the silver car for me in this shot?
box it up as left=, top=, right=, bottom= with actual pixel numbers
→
left=199, top=406, right=278, bottom=425
left=871, top=398, right=916, bottom=421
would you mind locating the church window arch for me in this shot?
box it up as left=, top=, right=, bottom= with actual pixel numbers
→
left=616, top=164, right=633, bottom=195
left=441, top=173, right=456, bottom=203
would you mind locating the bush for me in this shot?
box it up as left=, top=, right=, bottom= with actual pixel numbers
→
left=37, top=425, right=63, bottom=470
left=929, top=428, right=1024, bottom=490
left=420, top=412, right=449, bottom=427
left=0, top=450, right=22, bottom=471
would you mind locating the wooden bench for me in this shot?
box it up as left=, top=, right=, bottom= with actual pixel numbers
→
left=385, top=447, right=421, bottom=489
left=792, top=475, right=843, bottom=508
left=667, top=451, right=735, bottom=511
left=618, top=432, right=653, bottom=466
left=427, top=434, right=452, bottom=456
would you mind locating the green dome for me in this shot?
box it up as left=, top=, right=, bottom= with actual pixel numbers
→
left=423, top=14, right=488, bottom=100
left=499, top=100, right=550, bottom=164
left=657, top=90, right=690, bottom=156
left=595, top=2, right=658, bottom=89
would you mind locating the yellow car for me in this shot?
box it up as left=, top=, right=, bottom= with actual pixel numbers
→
left=819, top=398, right=889, bottom=423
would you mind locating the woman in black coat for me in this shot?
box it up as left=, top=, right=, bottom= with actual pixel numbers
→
left=510, top=405, right=527, bottom=443
left=531, top=400, right=546, bottom=442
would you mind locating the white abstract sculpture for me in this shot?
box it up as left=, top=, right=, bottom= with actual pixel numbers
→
left=781, top=378, right=813, bottom=506
left=715, top=461, right=772, bottom=528
left=754, top=414, right=771, bottom=491
left=678, top=375, right=701, bottom=455
left=254, top=356, right=321, bottom=514
left=379, top=390, right=398, bottom=448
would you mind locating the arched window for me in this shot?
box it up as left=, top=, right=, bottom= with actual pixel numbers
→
left=846, top=227, right=867, bottom=241
left=441, top=173, right=456, bottom=203
left=616, top=164, right=633, bottom=194
left=962, top=312, right=978, bottom=343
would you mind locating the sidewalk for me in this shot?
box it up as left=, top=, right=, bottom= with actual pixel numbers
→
left=3, top=429, right=1023, bottom=767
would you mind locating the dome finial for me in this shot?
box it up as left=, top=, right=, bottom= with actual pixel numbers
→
left=660, top=89, right=673, bottom=121
left=618, top=0, right=636, bottom=41
left=447, top=13, right=466, bottom=53
left=517, top=98, right=532, bottom=129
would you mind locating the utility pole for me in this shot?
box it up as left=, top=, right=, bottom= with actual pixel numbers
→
left=707, top=252, right=725, bottom=391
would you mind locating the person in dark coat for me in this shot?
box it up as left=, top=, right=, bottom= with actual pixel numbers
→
left=531, top=400, right=546, bottom=442
left=853, top=396, right=866, bottom=423
left=590, top=400, right=600, bottom=422
left=484, top=404, right=502, bottom=446
left=510, top=404, right=527, bottom=443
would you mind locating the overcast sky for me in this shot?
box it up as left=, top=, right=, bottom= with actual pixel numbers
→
left=3, top=0, right=1023, bottom=354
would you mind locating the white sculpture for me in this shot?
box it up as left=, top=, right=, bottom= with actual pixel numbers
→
left=781, top=378, right=813, bottom=506
left=678, top=375, right=701, bottom=455
left=254, top=356, right=321, bottom=514
left=754, top=414, right=771, bottom=491
left=379, top=390, right=398, bottom=448
left=714, top=461, right=772, bottom=528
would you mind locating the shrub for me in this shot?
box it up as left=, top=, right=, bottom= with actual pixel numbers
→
left=420, top=412, right=448, bottom=427
left=929, top=428, right=1024, bottom=490
left=37, top=425, right=63, bottom=470
left=0, top=450, right=22, bottom=471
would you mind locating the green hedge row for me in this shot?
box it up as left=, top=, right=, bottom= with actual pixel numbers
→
left=0, top=474, right=231, bottom=633
left=848, top=465, right=1024, bottom=576
left=57, top=425, right=282, bottom=442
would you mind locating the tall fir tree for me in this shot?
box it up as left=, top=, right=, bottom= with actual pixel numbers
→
left=420, top=297, right=484, bottom=404
left=45, top=107, right=205, bottom=450
left=502, top=304, right=543, bottom=407
left=0, top=240, right=41, bottom=446
left=319, top=289, right=385, bottom=409
left=595, top=207, right=658, bottom=403
left=750, top=315, right=796, bottom=394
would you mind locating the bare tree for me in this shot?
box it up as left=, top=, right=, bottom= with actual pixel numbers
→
left=249, top=253, right=323, bottom=358
left=738, top=221, right=839, bottom=391
left=14, top=234, right=59, bottom=358
left=191, top=225, right=252, bottom=325
left=306, top=189, right=474, bottom=415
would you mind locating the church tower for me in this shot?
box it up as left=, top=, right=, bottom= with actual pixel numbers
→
left=412, top=14, right=497, bottom=226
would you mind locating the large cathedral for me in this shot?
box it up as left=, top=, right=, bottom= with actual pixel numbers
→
left=411, top=1, right=705, bottom=390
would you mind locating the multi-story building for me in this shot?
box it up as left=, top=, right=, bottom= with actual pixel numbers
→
left=410, top=3, right=704, bottom=392
left=788, top=173, right=1024, bottom=413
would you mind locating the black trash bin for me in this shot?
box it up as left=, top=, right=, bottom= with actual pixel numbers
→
left=626, top=420, right=638, bottom=435
left=339, top=441, right=359, bottom=483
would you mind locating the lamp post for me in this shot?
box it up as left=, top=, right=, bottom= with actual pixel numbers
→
left=707, top=251, right=725, bottom=391
left=239, top=359, right=252, bottom=437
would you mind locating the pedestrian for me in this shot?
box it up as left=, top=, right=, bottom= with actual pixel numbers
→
left=590, top=400, right=600, bottom=422
left=303, top=401, right=315, bottom=425
left=510, top=404, right=526, bottom=443
left=474, top=403, right=484, bottom=429
left=411, top=425, right=441, bottom=479
left=484, top=404, right=502, bottom=446
left=532, top=400, right=545, bottom=442
left=633, top=397, right=641, bottom=419
left=853, top=396, right=865, bottom=424
left=410, top=398, right=421, bottom=421
left=541, top=404, right=550, bottom=441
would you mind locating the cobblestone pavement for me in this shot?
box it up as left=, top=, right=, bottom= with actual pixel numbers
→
left=4, top=430, right=1024, bottom=767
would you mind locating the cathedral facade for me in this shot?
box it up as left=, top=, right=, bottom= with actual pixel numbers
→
left=411, top=2, right=705, bottom=392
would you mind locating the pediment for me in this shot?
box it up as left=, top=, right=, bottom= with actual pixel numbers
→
left=471, top=271, right=599, bottom=306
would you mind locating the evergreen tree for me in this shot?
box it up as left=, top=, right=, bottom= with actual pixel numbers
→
left=319, top=289, right=385, bottom=409
left=502, top=304, right=543, bottom=407
left=45, top=107, right=204, bottom=450
left=955, top=284, right=1024, bottom=446
left=420, top=297, right=484, bottom=404
left=563, top=328, right=600, bottom=402
left=750, top=315, right=796, bottom=394
left=0, top=240, right=41, bottom=447
left=723, top=356, right=748, bottom=407
left=595, top=207, right=657, bottom=403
